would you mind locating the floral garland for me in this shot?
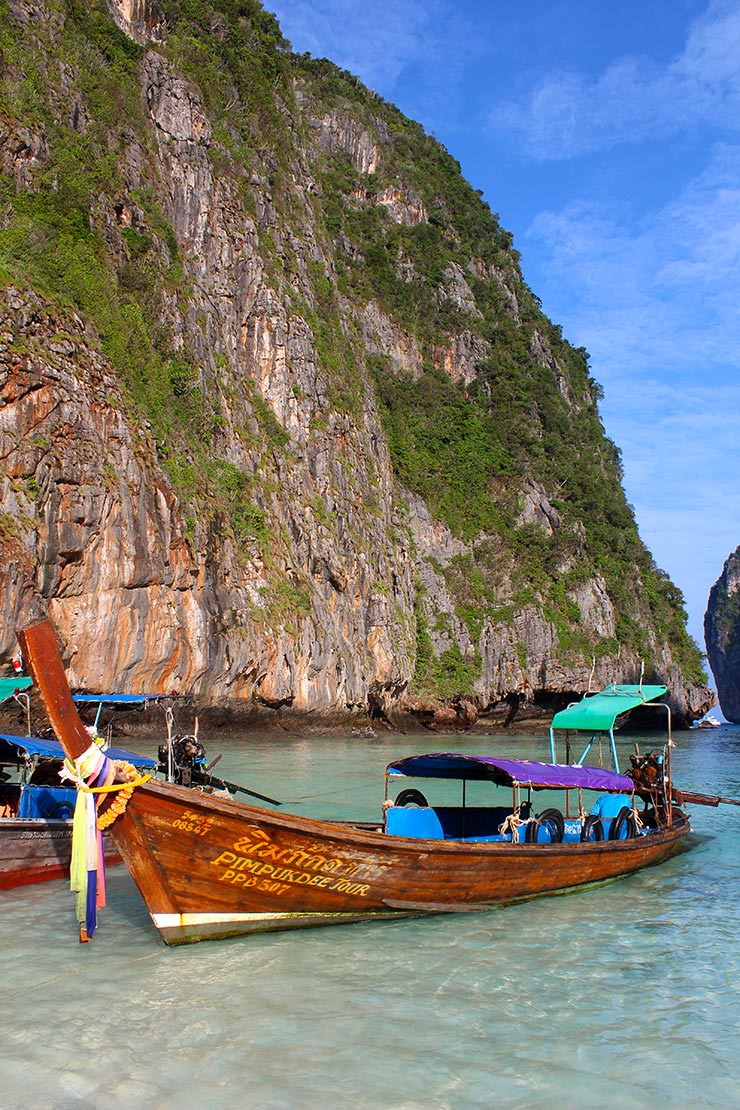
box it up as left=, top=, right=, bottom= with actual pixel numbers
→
left=96, top=761, right=149, bottom=829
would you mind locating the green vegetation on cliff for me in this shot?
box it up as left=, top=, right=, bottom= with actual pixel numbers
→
left=0, top=0, right=706, bottom=696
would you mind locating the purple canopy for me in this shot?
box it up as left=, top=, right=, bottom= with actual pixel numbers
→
left=386, top=753, right=633, bottom=793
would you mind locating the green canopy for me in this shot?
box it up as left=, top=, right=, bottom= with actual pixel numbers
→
left=549, top=684, right=669, bottom=771
left=550, top=684, right=667, bottom=733
left=0, top=676, right=33, bottom=703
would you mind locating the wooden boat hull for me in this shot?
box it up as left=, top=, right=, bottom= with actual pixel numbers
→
left=0, top=819, right=75, bottom=889
left=110, top=780, right=691, bottom=944
left=0, top=820, right=120, bottom=890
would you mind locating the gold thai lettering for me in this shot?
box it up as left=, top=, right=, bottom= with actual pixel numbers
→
left=232, top=829, right=270, bottom=852
left=224, top=834, right=351, bottom=875
left=210, top=831, right=376, bottom=897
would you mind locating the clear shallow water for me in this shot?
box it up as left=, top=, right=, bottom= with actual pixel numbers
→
left=2, top=727, right=740, bottom=1109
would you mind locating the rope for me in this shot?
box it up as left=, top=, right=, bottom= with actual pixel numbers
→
left=63, top=750, right=151, bottom=826
left=96, top=763, right=152, bottom=829
left=63, top=759, right=151, bottom=796
left=499, top=809, right=527, bottom=841
left=165, top=705, right=175, bottom=781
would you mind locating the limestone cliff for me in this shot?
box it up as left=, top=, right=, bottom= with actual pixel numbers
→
left=0, top=0, right=709, bottom=727
left=705, top=547, right=740, bottom=722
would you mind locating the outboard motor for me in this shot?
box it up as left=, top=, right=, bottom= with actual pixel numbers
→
left=627, top=749, right=666, bottom=794
left=158, top=735, right=207, bottom=786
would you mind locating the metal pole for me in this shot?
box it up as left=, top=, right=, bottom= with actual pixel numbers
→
left=165, top=705, right=174, bottom=782
left=608, top=728, right=619, bottom=772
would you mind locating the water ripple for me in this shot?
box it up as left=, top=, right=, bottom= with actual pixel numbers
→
left=2, top=730, right=740, bottom=1108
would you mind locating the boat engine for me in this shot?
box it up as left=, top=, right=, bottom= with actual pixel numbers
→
left=626, top=749, right=666, bottom=794
left=158, top=735, right=207, bottom=786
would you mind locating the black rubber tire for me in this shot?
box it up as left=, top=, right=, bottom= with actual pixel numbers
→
left=536, top=807, right=565, bottom=843
left=608, top=806, right=637, bottom=840
left=525, top=808, right=564, bottom=843
left=395, top=788, right=429, bottom=808
left=580, top=814, right=604, bottom=842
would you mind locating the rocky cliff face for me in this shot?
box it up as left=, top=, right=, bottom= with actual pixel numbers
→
left=705, top=547, right=740, bottom=722
left=0, top=0, right=710, bottom=727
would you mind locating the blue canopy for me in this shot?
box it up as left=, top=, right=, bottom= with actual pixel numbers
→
left=72, top=693, right=175, bottom=708
left=0, top=732, right=157, bottom=768
left=387, top=753, right=633, bottom=793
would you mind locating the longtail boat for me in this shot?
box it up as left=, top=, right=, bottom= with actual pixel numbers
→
left=1, top=671, right=275, bottom=890
left=1, top=673, right=158, bottom=888
left=0, top=730, right=156, bottom=889
left=17, top=620, right=716, bottom=946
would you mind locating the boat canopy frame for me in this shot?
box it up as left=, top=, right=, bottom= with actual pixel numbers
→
left=0, top=676, right=33, bottom=736
left=548, top=684, right=671, bottom=772
left=0, top=732, right=157, bottom=774
left=385, top=753, right=637, bottom=823
left=72, top=692, right=183, bottom=732
left=0, top=677, right=33, bottom=703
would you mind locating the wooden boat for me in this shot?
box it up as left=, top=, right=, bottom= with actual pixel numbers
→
left=17, top=619, right=704, bottom=946
left=0, top=730, right=156, bottom=889
left=1, top=671, right=274, bottom=890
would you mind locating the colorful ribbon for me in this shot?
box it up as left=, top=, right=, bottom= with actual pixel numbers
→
left=61, top=742, right=150, bottom=940
left=62, top=744, right=111, bottom=938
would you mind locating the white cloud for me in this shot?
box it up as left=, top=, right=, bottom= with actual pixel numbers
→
left=267, top=0, right=430, bottom=86
left=526, top=140, right=740, bottom=643
left=493, top=0, right=740, bottom=157
left=529, top=143, right=740, bottom=377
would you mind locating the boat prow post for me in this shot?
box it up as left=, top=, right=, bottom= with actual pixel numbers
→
left=16, top=619, right=92, bottom=762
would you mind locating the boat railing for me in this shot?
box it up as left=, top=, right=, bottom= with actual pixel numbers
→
left=383, top=800, right=647, bottom=845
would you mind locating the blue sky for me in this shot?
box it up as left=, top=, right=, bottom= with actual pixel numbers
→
left=265, top=0, right=740, bottom=661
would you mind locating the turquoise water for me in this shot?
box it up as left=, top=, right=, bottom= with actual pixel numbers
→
left=2, top=727, right=740, bottom=1109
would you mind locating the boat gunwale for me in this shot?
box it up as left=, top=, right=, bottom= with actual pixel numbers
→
left=133, top=777, right=689, bottom=857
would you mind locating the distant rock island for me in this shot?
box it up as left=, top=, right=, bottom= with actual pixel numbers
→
left=705, top=546, right=740, bottom=722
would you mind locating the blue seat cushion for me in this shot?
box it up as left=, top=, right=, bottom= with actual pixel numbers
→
left=385, top=806, right=515, bottom=841
left=18, top=785, right=77, bottom=820
left=385, top=806, right=445, bottom=839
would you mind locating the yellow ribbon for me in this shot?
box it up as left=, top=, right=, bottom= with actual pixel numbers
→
left=63, top=766, right=152, bottom=794
left=63, top=755, right=151, bottom=829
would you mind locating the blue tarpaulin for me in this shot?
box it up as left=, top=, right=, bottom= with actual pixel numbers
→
left=72, top=693, right=174, bottom=708
left=387, top=753, right=633, bottom=793
left=0, top=732, right=156, bottom=768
